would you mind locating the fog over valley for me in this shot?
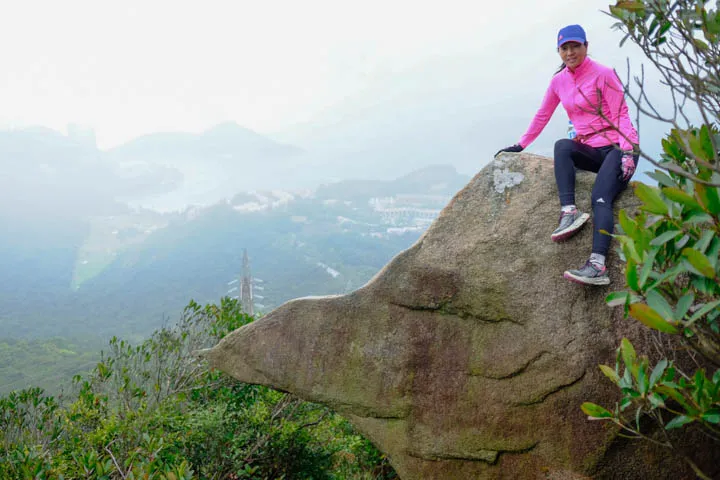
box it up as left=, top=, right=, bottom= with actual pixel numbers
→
left=0, top=0, right=676, bottom=396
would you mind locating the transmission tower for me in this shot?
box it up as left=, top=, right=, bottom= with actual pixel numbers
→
left=239, top=248, right=254, bottom=316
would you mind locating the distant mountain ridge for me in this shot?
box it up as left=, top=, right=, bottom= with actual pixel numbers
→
left=315, top=164, right=469, bottom=201
left=107, top=122, right=303, bottom=163
left=105, top=121, right=307, bottom=210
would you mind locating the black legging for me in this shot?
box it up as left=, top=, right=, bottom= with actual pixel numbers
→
left=553, top=139, right=638, bottom=256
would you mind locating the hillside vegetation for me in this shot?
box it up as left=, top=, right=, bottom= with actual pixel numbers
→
left=0, top=298, right=396, bottom=479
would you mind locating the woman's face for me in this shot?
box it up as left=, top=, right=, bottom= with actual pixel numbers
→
left=559, top=41, right=587, bottom=70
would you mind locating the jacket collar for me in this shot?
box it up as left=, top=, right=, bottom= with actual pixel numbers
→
left=567, top=57, right=593, bottom=77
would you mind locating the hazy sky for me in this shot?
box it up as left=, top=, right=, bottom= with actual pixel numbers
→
left=0, top=0, right=650, bottom=149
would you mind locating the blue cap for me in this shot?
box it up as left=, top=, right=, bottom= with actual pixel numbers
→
left=557, top=24, right=586, bottom=47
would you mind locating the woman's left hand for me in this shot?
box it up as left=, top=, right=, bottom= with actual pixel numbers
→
left=621, top=153, right=636, bottom=182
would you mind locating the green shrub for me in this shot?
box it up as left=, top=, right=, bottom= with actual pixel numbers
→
left=0, top=298, right=396, bottom=479
left=583, top=2, right=720, bottom=479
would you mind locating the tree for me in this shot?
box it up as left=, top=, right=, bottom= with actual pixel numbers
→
left=581, top=2, right=720, bottom=479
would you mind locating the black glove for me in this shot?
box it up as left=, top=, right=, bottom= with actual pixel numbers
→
left=494, top=144, right=524, bottom=158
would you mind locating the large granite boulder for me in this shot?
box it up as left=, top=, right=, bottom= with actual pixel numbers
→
left=202, top=153, right=717, bottom=479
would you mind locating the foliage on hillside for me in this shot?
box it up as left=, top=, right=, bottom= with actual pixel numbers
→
left=0, top=298, right=396, bottom=479
left=0, top=336, right=102, bottom=396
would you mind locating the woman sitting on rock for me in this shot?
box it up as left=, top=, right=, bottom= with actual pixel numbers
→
left=495, top=24, right=639, bottom=286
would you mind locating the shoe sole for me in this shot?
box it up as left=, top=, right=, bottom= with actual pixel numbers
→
left=551, top=213, right=591, bottom=242
left=563, top=270, right=610, bottom=286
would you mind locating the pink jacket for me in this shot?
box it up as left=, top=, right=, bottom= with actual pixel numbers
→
left=519, top=57, right=638, bottom=151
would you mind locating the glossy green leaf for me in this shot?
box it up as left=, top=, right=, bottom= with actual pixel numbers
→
left=662, top=136, right=684, bottom=161
left=682, top=248, right=716, bottom=278
left=656, top=385, right=693, bottom=412
left=618, top=209, right=637, bottom=239
left=621, top=387, right=641, bottom=398
left=689, top=133, right=709, bottom=162
left=581, top=402, right=613, bottom=419
left=649, top=230, right=682, bottom=246
left=626, top=257, right=640, bottom=291
left=621, top=338, right=637, bottom=374
left=695, top=229, right=716, bottom=253
left=699, top=125, right=716, bottom=161
left=629, top=304, right=680, bottom=334
left=695, top=183, right=720, bottom=215
left=606, top=291, right=630, bottom=307
left=645, top=290, right=674, bottom=320
left=649, top=358, right=668, bottom=389
left=683, top=211, right=713, bottom=225
left=662, top=187, right=702, bottom=210
left=648, top=393, right=666, bottom=408
left=693, top=369, right=706, bottom=406
left=623, top=236, right=642, bottom=264
left=638, top=258, right=654, bottom=290
left=619, top=33, right=630, bottom=48
left=635, top=183, right=669, bottom=215
left=609, top=5, right=627, bottom=19
left=656, top=20, right=672, bottom=39
left=615, top=1, right=645, bottom=11
left=648, top=16, right=659, bottom=35
left=687, top=300, right=720, bottom=326
left=664, top=366, right=676, bottom=383
left=645, top=214, right=665, bottom=228
left=599, top=364, right=620, bottom=384
left=675, top=293, right=695, bottom=321
left=665, top=415, right=694, bottom=429
left=638, top=358, right=649, bottom=395
left=692, top=277, right=718, bottom=296
left=706, top=237, right=720, bottom=269
left=676, top=234, right=690, bottom=249
left=647, top=170, right=677, bottom=188
left=646, top=263, right=685, bottom=291
left=619, top=367, right=633, bottom=390
left=702, top=410, right=720, bottom=424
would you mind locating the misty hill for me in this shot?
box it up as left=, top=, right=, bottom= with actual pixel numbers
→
left=107, top=122, right=302, bottom=164
left=0, top=127, right=126, bottom=217
left=0, top=122, right=309, bottom=218
left=105, top=122, right=305, bottom=210
left=315, top=164, right=469, bottom=201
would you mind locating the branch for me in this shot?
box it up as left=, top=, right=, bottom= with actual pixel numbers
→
left=298, top=410, right=330, bottom=430
left=105, top=442, right=127, bottom=480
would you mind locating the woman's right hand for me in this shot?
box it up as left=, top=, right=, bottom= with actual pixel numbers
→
left=494, top=144, right=524, bottom=157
